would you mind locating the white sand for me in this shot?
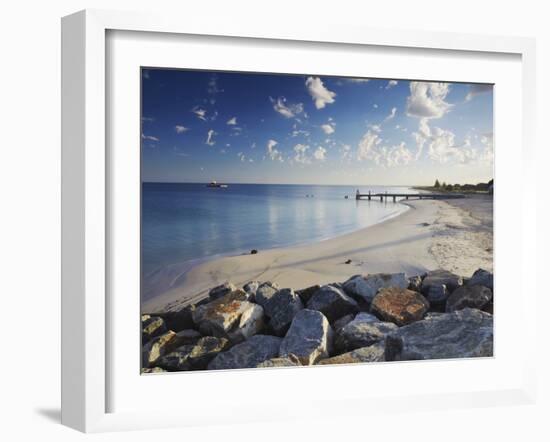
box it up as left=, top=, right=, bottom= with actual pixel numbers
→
left=143, top=196, right=493, bottom=313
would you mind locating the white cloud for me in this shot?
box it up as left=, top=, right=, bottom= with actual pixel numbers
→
left=314, top=146, right=327, bottom=161
left=357, top=130, right=382, bottom=162
left=192, top=107, right=208, bottom=121
left=270, top=97, right=303, bottom=118
left=406, top=82, right=452, bottom=119
left=207, top=75, right=222, bottom=104
left=465, top=84, right=493, bottom=101
left=384, top=142, right=413, bottom=167
left=320, top=122, right=335, bottom=135
left=226, top=117, right=237, bottom=125
left=206, top=129, right=216, bottom=146
left=141, top=134, right=159, bottom=142
left=386, top=80, right=398, bottom=89
left=291, top=129, right=310, bottom=138
left=384, top=107, right=397, bottom=122
left=305, top=77, right=336, bottom=109
left=293, top=143, right=310, bottom=164
left=373, top=104, right=378, bottom=109
left=267, top=139, right=283, bottom=162
left=368, top=124, right=382, bottom=133
left=175, top=125, right=189, bottom=134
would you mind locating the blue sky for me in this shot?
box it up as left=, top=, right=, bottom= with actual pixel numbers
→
left=141, top=69, right=493, bottom=185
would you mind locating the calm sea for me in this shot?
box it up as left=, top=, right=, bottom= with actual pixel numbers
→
left=141, top=182, right=413, bottom=300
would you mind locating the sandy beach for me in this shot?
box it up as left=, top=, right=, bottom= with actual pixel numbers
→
left=143, top=195, right=493, bottom=313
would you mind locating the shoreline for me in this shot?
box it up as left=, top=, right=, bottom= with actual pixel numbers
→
left=143, top=195, right=493, bottom=314
left=141, top=200, right=410, bottom=302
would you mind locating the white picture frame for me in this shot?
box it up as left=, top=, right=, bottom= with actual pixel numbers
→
left=61, top=9, right=537, bottom=433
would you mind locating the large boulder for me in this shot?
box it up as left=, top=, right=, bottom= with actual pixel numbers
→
left=157, top=337, right=229, bottom=371
left=317, top=343, right=385, bottom=365
left=306, top=285, right=359, bottom=322
left=257, top=288, right=303, bottom=336
left=421, top=269, right=463, bottom=305
left=370, top=287, right=430, bottom=326
left=335, top=314, right=397, bottom=353
left=296, top=284, right=321, bottom=304
left=142, top=330, right=178, bottom=368
left=467, top=268, right=493, bottom=290
left=342, top=273, right=408, bottom=304
left=154, top=305, right=196, bottom=332
left=279, top=309, right=333, bottom=365
left=208, top=335, right=282, bottom=370
left=174, top=329, right=202, bottom=346
left=385, top=308, right=493, bottom=361
left=332, top=314, right=356, bottom=332
left=209, top=282, right=237, bottom=301
left=192, top=290, right=264, bottom=343
left=254, top=281, right=279, bottom=306
left=142, top=315, right=167, bottom=343
left=408, top=275, right=423, bottom=292
left=446, top=285, right=493, bottom=312
left=243, top=280, right=260, bottom=298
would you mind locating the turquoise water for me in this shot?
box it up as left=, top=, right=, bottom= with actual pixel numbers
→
left=142, top=183, right=412, bottom=299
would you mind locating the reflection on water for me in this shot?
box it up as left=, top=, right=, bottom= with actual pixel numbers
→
left=142, top=183, right=412, bottom=286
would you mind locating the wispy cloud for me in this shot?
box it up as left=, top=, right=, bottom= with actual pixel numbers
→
left=314, top=146, right=327, bottom=161
left=305, top=77, right=336, bottom=109
left=270, top=97, right=304, bottom=118
left=226, top=117, right=237, bottom=125
left=175, top=125, right=189, bottom=134
left=465, top=84, right=493, bottom=101
left=320, top=120, right=336, bottom=135
left=384, top=107, right=397, bottom=122
left=192, top=106, right=208, bottom=121
left=267, top=139, right=283, bottom=162
left=386, top=80, right=398, bottom=89
left=206, top=129, right=216, bottom=146
left=141, top=134, right=159, bottom=142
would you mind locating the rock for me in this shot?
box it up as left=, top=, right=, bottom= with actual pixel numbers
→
left=318, top=343, right=386, bottom=365
left=141, top=367, right=166, bottom=374
left=259, top=288, right=303, bottom=336
left=174, top=329, right=202, bottom=346
left=154, top=305, right=196, bottom=332
left=295, top=284, right=321, bottom=304
left=421, top=269, right=463, bottom=305
left=142, top=315, right=167, bottom=343
left=256, top=355, right=301, bottom=368
left=208, top=335, right=282, bottom=370
left=345, top=259, right=352, bottom=264
left=467, top=268, right=493, bottom=290
left=342, top=273, right=408, bottom=304
left=306, top=285, right=359, bottom=322
left=446, top=284, right=493, bottom=312
left=157, top=337, right=230, bottom=371
left=142, top=330, right=178, bottom=368
left=227, top=303, right=265, bottom=343
left=279, top=309, right=333, bottom=365
left=209, top=282, right=237, bottom=301
left=255, top=281, right=279, bottom=306
left=192, top=290, right=264, bottom=342
left=370, top=287, right=430, bottom=326
left=332, top=314, right=355, bottom=332
left=335, top=315, right=397, bottom=353
left=408, top=275, right=423, bottom=292
left=243, top=280, right=260, bottom=297
left=353, top=312, right=380, bottom=323
left=250, top=249, right=258, bottom=254
left=385, top=308, right=493, bottom=361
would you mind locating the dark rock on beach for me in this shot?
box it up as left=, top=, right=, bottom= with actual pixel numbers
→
left=257, top=288, right=303, bottom=336
left=335, top=313, right=396, bottom=353
left=407, top=275, right=423, bottom=292
left=295, top=284, right=321, bottom=304
left=370, top=287, right=430, bottom=326
left=208, top=282, right=237, bottom=301
left=279, top=309, right=333, bottom=365
left=467, top=268, right=493, bottom=290
left=243, top=280, right=260, bottom=298
left=157, top=336, right=230, bottom=371
left=153, top=305, right=196, bottom=332
left=256, top=355, right=301, bottom=368
left=446, top=284, right=493, bottom=313
left=385, top=308, right=493, bottom=361
left=343, top=273, right=408, bottom=304
left=254, top=281, right=279, bottom=306
left=142, top=330, right=178, bottom=368
left=332, top=313, right=355, bottom=332
left=306, top=285, right=359, bottom=323
left=421, top=269, right=463, bottom=305
left=208, top=335, right=282, bottom=370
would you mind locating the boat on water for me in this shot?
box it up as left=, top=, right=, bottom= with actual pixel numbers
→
left=206, top=180, right=228, bottom=188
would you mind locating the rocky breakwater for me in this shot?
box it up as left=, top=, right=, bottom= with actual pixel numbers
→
left=141, top=269, right=494, bottom=373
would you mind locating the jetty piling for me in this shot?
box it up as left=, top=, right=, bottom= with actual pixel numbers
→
left=355, top=191, right=465, bottom=202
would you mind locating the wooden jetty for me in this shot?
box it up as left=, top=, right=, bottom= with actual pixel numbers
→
left=355, top=190, right=465, bottom=202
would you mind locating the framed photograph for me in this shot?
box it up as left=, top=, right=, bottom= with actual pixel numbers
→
left=62, top=9, right=537, bottom=432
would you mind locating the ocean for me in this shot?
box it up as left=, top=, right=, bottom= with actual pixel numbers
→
left=141, top=182, right=413, bottom=300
